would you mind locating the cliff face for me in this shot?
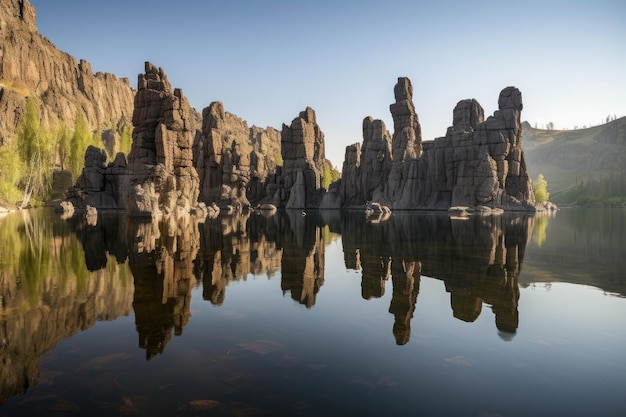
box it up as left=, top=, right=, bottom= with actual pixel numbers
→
left=341, top=77, right=537, bottom=212
left=0, top=0, right=135, bottom=144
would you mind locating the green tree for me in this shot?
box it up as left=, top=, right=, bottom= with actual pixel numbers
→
left=322, top=160, right=341, bottom=190
left=533, top=173, right=550, bottom=203
left=0, top=142, right=23, bottom=205
left=118, top=122, right=133, bottom=156
left=55, top=123, right=72, bottom=171
left=16, top=97, right=52, bottom=205
left=69, top=110, right=93, bottom=179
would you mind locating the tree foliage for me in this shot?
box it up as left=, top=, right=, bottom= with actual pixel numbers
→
left=69, top=110, right=94, bottom=179
left=533, top=174, right=549, bottom=204
left=118, top=122, right=133, bottom=156
left=16, top=97, right=52, bottom=203
left=0, top=142, right=23, bottom=205
left=55, top=123, right=72, bottom=171
left=322, top=160, right=341, bottom=190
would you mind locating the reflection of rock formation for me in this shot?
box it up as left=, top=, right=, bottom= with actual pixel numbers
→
left=71, top=207, right=204, bottom=361
left=341, top=212, right=532, bottom=342
left=128, top=216, right=199, bottom=360
left=195, top=213, right=283, bottom=306
left=389, top=261, right=421, bottom=345
left=0, top=211, right=133, bottom=403
left=280, top=211, right=325, bottom=308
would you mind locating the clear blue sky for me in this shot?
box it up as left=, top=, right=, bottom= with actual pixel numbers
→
left=30, top=0, right=626, bottom=167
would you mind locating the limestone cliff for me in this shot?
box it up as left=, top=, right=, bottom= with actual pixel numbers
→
left=0, top=0, right=135, bottom=145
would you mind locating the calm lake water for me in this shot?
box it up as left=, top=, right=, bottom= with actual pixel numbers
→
left=0, top=208, right=624, bottom=417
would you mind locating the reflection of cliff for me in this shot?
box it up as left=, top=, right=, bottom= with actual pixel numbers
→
left=128, top=217, right=199, bottom=360
left=70, top=210, right=203, bottom=361
left=341, top=212, right=532, bottom=343
left=279, top=211, right=325, bottom=308
left=195, top=213, right=283, bottom=306
left=194, top=210, right=326, bottom=308
left=0, top=210, right=133, bottom=403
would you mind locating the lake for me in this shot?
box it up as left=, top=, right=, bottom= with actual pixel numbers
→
left=0, top=207, right=625, bottom=417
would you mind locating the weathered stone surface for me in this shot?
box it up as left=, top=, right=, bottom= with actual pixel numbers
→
left=340, top=78, right=537, bottom=212
left=0, top=0, right=134, bottom=145
left=68, top=63, right=201, bottom=219
left=194, top=101, right=282, bottom=210
left=265, top=107, right=327, bottom=209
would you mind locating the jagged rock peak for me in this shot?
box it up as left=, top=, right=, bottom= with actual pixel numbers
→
left=394, top=77, right=413, bottom=101
left=498, top=86, right=523, bottom=111
left=389, top=76, right=422, bottom=160
left=299, top=106, right=317, bottom=125
left=452, top=99, right=484, bottom=132
left=0, top=0, right=37, bottom=32
left=137, top=61, right=172, bottom=93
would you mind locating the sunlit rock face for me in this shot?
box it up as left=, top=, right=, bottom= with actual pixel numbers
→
left=194, top=101, right=283, bottom=210
left=341, top=118, right=393, bottom=206
left=0, top=0, right=134, bottom=145
left=274, top=107, right=327, bottom=209
left=341, top=78, right=536, bottom=211
left=67, top=63, right=203, bottom=218
left=125, top=62, right=200, bottom=218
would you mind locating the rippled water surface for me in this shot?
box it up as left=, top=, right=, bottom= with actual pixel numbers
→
left=0, top=208, right=624, bottom=416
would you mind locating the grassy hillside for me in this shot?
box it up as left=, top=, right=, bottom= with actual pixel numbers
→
left=523, top=117, right=626, bottom=205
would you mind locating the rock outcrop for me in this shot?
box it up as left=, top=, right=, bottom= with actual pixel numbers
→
left=341, top=77, right=537, bottom=212
left=67, top=63, right=202, bottom=219
left=193, top=101, right=282, bottom=211
left=0, top=0, right=134, bottom=145
left=271, top=107, right=327, bottom=209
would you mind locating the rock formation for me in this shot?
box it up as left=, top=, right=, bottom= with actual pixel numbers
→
left=125, top=62, right=200, bottom=217
left=341, top=77, right=537, bottom=212
left=67, top=63, right=203, bottom=219
left=0, top=0, right=134, bottom=145
left=193, top=101, right=282, bottom=211
left=274, top=107, right=327, bottom=209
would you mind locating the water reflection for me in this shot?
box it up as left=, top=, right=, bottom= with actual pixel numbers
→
left=0, top=208, right=538, bottom=403
left=341, top=213, right=530, bottom=342
left=125, top=210, right=530, bottom=348
left=2, top=208, right=625, bottom=414
left=0, top=210, right=133, bottom=403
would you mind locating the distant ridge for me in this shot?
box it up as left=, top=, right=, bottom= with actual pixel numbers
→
left=523, top=117, right=626, bottom=204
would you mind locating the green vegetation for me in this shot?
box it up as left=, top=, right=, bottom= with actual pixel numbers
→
left=322, top=160, right=341, bottom=190
left=69, top=110, right=95, bottom=179
left=558, top=174, right=626, bottom=207
left=523, top=116, right=626, bottom=205
left=0, top=142, right=24, bottom=205
left=55, top=123, right=72, bottom=171
left=118, top=120, right=133, bottom=156
left=267, top=149, right=283, bottom=167
left=16, top=97, right=52, bottom=206
left=533, top=174, right=549, bottom=204
left=0, top=100, right=115, bottom=207
left=0, top=78, right=31, bottom=96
